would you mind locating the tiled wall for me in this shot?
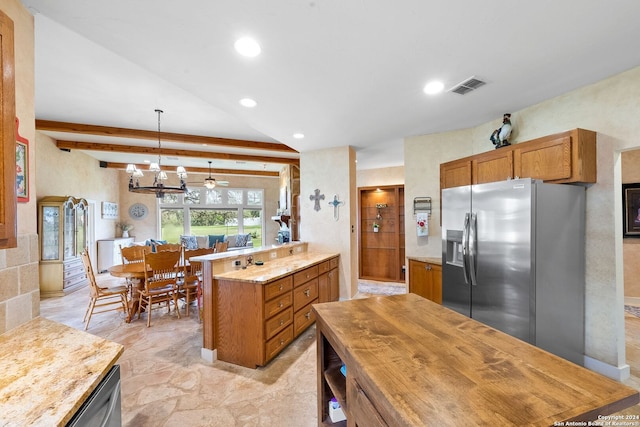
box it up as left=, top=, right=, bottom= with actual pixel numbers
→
left=0, top=234, right=39, bottom=334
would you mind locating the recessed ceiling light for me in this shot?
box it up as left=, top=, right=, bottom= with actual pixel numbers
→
left=239, top=98, right=257, bottom=108
left=234, top=37, right=261, bottom=57
left=293, top=133, right=305, bottom=139
left=423, top=80, right=445, bottom=95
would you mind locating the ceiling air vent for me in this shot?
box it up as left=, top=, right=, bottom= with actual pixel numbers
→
left=449, top=76, right=486, bottom=95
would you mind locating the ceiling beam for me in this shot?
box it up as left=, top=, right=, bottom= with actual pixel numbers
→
left=56, top=140, right=300, bottom=166
left=105, top=162, right=279, bottom=177
left=37, top=119, right=298, bottom=153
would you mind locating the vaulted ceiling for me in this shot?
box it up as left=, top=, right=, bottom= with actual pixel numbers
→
left=20, top=0, right=640, bottom=179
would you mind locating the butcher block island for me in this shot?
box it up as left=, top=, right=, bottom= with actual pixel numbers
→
left=314, top=294, right=639, bottom=427
left=209, top=252, right=339, bottom=368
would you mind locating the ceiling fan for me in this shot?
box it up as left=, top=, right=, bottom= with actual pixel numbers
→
left=191, top=161, right=229, bottom=189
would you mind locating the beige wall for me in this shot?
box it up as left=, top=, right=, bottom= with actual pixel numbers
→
left=0, top=0, right=35, bottom=334
left=405, top=65, right=640, bottom=377
left=356, top=165, right=405, bottom=188
left=301, top=146, right=357, bottom=299
left=623, top=149, right=640, bottom=298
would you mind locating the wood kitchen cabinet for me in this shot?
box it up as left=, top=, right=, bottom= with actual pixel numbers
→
left=318, top=256, right=339, bottom=303
left=440, top=128, right=596, bottom=190
left=408, top=258, right=442, bottom=304
left=214, top=254, right=339, bottom=368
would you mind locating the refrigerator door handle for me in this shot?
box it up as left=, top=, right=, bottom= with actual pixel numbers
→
left=461, top=213, right=470, bottom=285
left=468, top=213, right=478, bottom=286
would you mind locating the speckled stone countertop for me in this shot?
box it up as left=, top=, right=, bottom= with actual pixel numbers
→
left=406, top=255, right=442, bottom=265
left=0, top=317, right=124, bottom=426
left=213, top=252, right=339, bottom=284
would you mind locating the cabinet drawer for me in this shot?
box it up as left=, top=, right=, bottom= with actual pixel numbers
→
left=64, top=273, right=87, bottom=289
left=264, top=292, right=293, bottom=319
left=264, top=276, right=293, bottom=302
left=329, top=257, right=339, bottom=270
left=293, top=278, right=318, bottom=311
left=265, top=307, right=293, bottom=340
left=293, top=301, right=317, bottom=336
left=265, top=325, right=293, bottom=362
left=293, top=265, right=319, bottom=287
left=318, top=260, right=330, bottom=275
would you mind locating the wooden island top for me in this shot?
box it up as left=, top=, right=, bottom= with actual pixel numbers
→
left=314, top=293, right=639, bottom=426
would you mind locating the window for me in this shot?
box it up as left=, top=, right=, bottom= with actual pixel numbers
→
left=159, top=187, right=264, bottom=245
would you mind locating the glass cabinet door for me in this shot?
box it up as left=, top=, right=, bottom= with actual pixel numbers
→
left=63, top=202, right=75, bottom=260
left=76, top=204, right=87, bottom=255
left=41, top=206, right=60, bottom=260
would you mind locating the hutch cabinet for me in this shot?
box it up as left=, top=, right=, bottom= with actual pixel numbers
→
left=38, top=196, right=89, bottom=297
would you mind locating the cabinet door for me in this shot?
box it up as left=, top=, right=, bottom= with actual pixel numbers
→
left=472, top=149, right=513, bottom=184
left=440, top=159, right=472, bottom=189
left=318, top=272, right=330, bottom=303
left=430, top=263, right=442, bottom=304
left=347, top=377, right=388, bottom=427
left=513, top=135, right=572, bottom=181
left=329, top=268, right=339, bottom=302
left=408, top=259, right=429, bottom=300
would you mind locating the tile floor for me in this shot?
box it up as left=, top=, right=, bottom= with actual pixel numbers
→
left=39, top=275, right=640, bottom=426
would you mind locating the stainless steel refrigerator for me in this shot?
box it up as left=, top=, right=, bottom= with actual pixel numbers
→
left=441, top=178, right=585, bottom=365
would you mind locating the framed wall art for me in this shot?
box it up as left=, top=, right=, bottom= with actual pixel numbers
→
left=623, top=183, right=640, bottom=238
left=101, top=201, right=118, bottom=219
left=16, top=117, right=29, bottom=203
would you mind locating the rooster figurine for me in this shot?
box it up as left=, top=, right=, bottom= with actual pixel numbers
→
left=490, top=113, right=512, bottom=149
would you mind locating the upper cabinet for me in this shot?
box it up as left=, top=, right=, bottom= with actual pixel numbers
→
left=0, top=11, right=16, bottom=249
left=441, top=128, right=597, bottom=190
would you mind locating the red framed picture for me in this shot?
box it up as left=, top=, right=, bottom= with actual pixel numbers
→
left=16, top=117, right=28, bottom=203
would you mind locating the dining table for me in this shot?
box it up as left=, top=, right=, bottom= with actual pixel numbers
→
left=107, top=263, right=148, bottom=322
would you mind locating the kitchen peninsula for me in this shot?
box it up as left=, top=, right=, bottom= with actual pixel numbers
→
left=196, top=244, right=339, bottom=368
left=314, top=294, right=639, bottom=426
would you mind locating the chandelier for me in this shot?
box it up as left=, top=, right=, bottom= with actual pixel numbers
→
left=126, top=109, right=188, bottom=198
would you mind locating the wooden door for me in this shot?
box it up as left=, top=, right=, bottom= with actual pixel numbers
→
left=359, top=185, right=405, bottom=282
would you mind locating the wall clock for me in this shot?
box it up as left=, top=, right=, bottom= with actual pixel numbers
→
left=128, top=203, right=148, bottom=220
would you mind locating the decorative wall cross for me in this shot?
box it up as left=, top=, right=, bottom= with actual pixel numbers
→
left=310, top=189, right=325, bottom=211
left=329, top=195, right=345, bottom=221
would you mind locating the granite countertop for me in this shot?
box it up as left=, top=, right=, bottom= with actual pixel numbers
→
left=406, top=255, right=442, bottom=265
left=0, top=317, right=124, bottom=426
left=213, top=252, right=339, bottom=284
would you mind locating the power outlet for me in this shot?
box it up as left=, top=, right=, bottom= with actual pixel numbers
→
left=295, top=246, right=303, bottom=253
left=232, top=259, right=242, bottom=268
left=270, top=252, right=277, bottom=259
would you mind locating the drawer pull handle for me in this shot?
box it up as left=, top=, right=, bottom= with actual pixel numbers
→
left=305, top=312, right=311, bottom=319
left=278, top=302, right=284, bottom=308
left=280, top=339, right=285, bottom=345
left=304, top=289, right=310, bottom=297
left=279, top=285, right=283, bottom=290
left=280, top=319, right=284, bottom=325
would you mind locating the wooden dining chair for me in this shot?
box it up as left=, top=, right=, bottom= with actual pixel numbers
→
left=120, top=244, right=150, bottom=264
left=155, top=243, right=183, bottom=252
left=179, top=247, right=214, bottom=319
left=138, top=250, right=182, bottom=327
left=81, top=250, right=129, bottom=330
left=214, top=240, right=229, bottom=253
left=119, top=244, right=151, bottom=293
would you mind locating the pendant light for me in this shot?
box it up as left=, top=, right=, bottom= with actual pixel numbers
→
left=126, top=109, right=188, bottom=198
